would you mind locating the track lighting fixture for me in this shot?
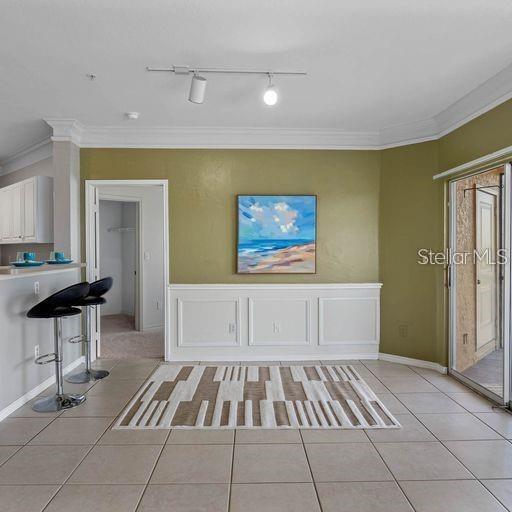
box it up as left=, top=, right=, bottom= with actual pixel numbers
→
left=263, top=74, right=278, bottom=106
left=146, top=65, right=306, bottom=106
left=188, top=73, right=207, bottom=104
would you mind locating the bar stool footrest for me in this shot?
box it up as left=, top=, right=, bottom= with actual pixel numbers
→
left=68, top=335, right=85, bottom=344
left=35, top=353, right=57, bottom=365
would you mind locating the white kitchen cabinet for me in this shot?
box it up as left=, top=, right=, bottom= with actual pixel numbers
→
left=0, top=176, right=53, bottom=244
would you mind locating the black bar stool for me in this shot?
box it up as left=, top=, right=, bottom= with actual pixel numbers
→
left=27, top=281, right=90, bottom=412
left=66, top=277, right=113, bottom=384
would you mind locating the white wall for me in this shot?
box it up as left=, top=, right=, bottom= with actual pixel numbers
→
left=99, top=200, right=137, bottom=317
left=0, top=269, right=83, bottom=414
left=121, top=203, right=136, bottom=316
left=99, top=200, right=124, bottom=316
left=52, top=142, right=80, bottom=262
left=98, top=186, right=164, bottom=330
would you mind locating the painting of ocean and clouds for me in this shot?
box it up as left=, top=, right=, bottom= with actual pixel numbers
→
left=237, top=195, right=316, bottom=273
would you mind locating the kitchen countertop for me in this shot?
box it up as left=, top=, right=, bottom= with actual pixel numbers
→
left=0, top=263, right=85, bottom=281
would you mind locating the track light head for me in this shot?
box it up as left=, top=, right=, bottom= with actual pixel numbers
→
left=263, top=74, right=278, bottom=106
left=189, top=74, right=207, bottom=104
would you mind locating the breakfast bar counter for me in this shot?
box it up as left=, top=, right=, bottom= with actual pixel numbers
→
left=0, top=263, right=85, bottom=280
left=0, top=265, right=85, bottom=419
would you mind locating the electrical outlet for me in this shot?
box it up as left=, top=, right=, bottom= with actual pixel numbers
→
left=273, top=322, right=281, bottom=334
left=34, top=345, right=40, bottom=359
left=398, top=325, right=408, bottom=338
left=463, top=333, right=469, bottom=345
left=144, top=251, right=151, bottom=261
left=228, top=322, right=236, bottom=334
left=34, top=281, right=40, bottom=295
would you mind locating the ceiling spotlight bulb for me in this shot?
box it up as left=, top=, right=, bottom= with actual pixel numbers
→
left=263, top=74, right=278, bottom=106
left=125, top=112, right=140, bottom=120
left=263, top=85, right=278, bottom=106
left=189, top=74, right=207, bottom=104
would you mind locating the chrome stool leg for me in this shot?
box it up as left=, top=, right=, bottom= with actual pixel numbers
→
left=32, top=318, right=86, bottom=412
left=66, top=306, right=109, bottom=384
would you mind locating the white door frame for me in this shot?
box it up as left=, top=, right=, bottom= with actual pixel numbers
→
left=448, top=165, right=511, bottom=406
left=85, top=179, right=170, bottom=362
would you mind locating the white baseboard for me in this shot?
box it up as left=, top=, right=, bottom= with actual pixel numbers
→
left=379, top=352, right=447, bottom=374
left=172, top=354, right=380, bottom=362
left=0, top=356, right=85, bottom=422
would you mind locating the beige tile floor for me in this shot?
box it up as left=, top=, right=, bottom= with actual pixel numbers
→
left=0, top=359, right=512, bottom=511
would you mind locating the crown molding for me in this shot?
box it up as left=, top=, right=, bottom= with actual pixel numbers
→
left=378, top=117, right=439, bottom=149
left=0, top=138, right=52, bottom=176
left=79, top=126, right=382, bottom=150
left=435, top=62, right=512, bottom=137
left=44, top=118, right=84, bottom=146
left=36, top=62, right=512, bottom=151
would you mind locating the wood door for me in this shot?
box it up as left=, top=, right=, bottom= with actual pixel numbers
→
left=476, top=190, right=497, bottom=350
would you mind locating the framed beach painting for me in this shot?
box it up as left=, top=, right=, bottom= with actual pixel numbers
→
left=237, top=195, right=317, bottom=274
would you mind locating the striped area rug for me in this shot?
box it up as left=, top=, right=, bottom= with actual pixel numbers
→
left=114, top=364, right=401, bottom=430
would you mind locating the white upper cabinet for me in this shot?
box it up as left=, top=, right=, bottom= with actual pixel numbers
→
left=0, top=176, right=53, bottom=244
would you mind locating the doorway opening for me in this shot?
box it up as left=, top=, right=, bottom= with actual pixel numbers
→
left=85, top=180, right=169, bottom=362
left=449, top=165, right=510, bottom=404
left=99, top=198, right=143, bottom=358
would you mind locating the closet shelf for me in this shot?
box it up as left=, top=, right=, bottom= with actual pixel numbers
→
left=107, top=227, right=135, bottom=233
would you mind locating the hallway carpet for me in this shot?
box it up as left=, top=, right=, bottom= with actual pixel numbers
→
left=100, top=314, right=164, bottom=360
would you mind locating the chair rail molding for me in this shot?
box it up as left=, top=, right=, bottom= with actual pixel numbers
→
left=167, top=283, right=382, bottom=361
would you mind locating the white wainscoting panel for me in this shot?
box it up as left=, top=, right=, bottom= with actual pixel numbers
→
left=249, top=298, right=311, bottom=346
left=319, top=297, right=379, bottom=345
left=177, top=299, right=241, bottom=347
left=168, top=284, right=382, bottom=361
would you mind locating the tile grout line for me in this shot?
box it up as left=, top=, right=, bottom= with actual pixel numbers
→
left=133, top=427, right=172, bottom=512
left=479, top=480, right=512, bottom=511
left=391, top=381, right=512, bottom=508
left=4, top=358, right=512, bottom=511
left=364, top=361, right=512, bottom=509
left=299, top=429, right=324, bottom=512
left=40, top=442, right=97, bottom=512
left=0, top=362, right=122, bottom=470
left=365, top=428, right=419, bottom=512
left=35, top=359, right=145, bottom=511
left=227, top=430, right=236, bottom=512
left=395, top=371, right=511, bottom=440
left=35, top=362, right=123, bottom=507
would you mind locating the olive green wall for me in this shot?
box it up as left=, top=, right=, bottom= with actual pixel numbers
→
left=380, top=98, right=512, bottom=365
left=379, top=142, right=444, bottom=363
left=81, top=99, right=512, bottom=364
left=81, top=149, right=381, bottom=284
left=439, top=99, right=512, bottom=171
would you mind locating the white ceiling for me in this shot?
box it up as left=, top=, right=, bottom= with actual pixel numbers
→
left=2, top=0, right=512, bottom=160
